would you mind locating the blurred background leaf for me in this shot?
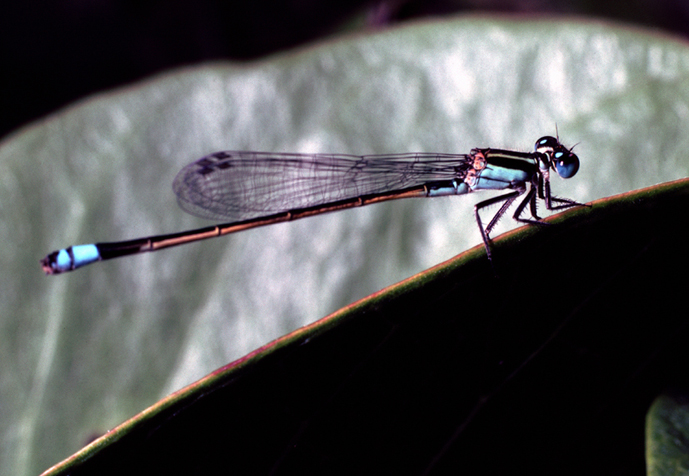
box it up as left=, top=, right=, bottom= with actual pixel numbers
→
left=647, top=391, right=689, bottom=476
left=3, top=3, right=689, bottom=475
left=5, top=0, right=689, bottom=141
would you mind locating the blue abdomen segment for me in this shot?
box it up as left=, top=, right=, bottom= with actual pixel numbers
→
left=475, top=165, right=531, bottom=190
left=43, top=244, right=101, bottom=274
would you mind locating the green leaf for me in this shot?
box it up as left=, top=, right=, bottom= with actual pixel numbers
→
left=2, top=16, right=689, bottom=475
left=647, top=392, right=689, bottom=476
left=41, top=178, right=689, bottom=474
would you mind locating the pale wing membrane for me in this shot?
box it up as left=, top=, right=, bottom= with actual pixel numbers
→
left=173, top=151, right=473, bottom=221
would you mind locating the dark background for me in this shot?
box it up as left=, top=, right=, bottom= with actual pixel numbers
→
left=3, top=0, right=689, bottom=141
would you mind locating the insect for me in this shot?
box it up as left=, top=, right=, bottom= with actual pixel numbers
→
left=41, top=135, right=583, bottom=275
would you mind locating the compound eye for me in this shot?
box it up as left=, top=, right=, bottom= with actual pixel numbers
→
left=534, top=136, right=560, bottom=154
left=553, top=149, right=580, bottom=179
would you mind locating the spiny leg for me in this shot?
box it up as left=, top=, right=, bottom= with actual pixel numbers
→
left=529, top=184, right=542, bottom=221
left=474, top=190, right=522, bottom=260
left=543, top=180, right=588, bottom=211
left=481, top=190, right=522, bottom=237
left=512, top=186, right=548, bottom=226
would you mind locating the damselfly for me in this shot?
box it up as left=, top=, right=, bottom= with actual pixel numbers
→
left=41, top=135, right=584, bottom=275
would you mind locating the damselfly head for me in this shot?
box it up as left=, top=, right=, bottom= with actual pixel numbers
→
left=534, top=136, right=560, bottom=155
left=552, top=148, right=579, bottom=179
left=534, top=136, right=579, bottom=179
